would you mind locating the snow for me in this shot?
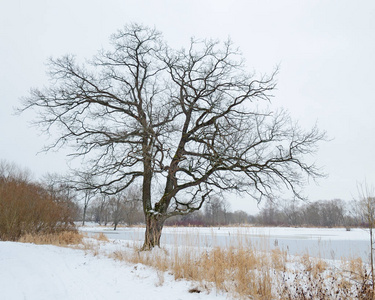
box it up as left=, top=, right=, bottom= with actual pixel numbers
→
left=162, top=226, right=370, bottom=241
left=80, top=224, right=371, bottom=241
left=0, top=241, right=226, bottom=300
left=81, top=225, right=371, bottom=260
left=1, top=226, right=371, bottom=299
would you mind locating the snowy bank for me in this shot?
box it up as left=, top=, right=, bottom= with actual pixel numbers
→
left=0, top=242, right=226, bottom=300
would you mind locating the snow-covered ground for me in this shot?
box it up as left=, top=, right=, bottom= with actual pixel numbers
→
left=0, top=241, right=226, bottom=300
left=1, top=226, right=371, bottom=299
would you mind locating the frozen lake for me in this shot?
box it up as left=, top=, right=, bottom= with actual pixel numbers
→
left=81, top=226, right=372, bottom=261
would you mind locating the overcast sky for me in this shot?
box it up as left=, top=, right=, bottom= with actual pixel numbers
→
left=1, top=1, right=374, bottom=213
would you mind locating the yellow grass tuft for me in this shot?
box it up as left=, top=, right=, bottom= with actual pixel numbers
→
left=18, top=230, right=83, bottom=246
left=93, top=232, right=109, bottom=242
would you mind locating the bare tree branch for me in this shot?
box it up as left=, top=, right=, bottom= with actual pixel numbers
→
left=20, top=23, right=326, bottom=249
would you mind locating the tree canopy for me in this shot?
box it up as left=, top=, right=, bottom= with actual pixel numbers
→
left=22, top=23, right=326, bottom=249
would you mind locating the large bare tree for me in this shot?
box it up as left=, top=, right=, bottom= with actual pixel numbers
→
left=21, top=24, right=325, bottom=249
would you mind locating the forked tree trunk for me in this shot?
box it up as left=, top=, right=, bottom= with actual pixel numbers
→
left=142, top=214, right=165, bottom=250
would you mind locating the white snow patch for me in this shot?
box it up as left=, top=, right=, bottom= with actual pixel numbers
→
left=0, top=241, right=226, bottom=300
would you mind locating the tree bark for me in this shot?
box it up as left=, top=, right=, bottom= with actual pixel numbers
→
left=142, top=214, right=165, bottom=250
left=82, top=205, right=87, bottom=226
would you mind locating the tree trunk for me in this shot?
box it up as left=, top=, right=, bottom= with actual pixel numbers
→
left=141, top=214, right=165, bottom=250
left=82, top=204, right=87, bottom=226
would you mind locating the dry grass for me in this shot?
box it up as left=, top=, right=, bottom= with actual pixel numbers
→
left=18, top=230, right=83, bottom=246
left=110, top=235, right=276, bottom=299
left=271, top=247, right=288, bottom=271
left=16, top=227, right=375, bottom=299
left=298, top=252, right=328, bottom=277
left=108, top=231, right=375, bottom=300
left=93, top=232, right=109, bottom=242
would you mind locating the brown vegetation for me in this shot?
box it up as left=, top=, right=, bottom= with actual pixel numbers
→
left=18, top=230, right=83, bottom=246
left=107, top=234, right=374, bottom=299
left=0, top=161, right=76, bottom=241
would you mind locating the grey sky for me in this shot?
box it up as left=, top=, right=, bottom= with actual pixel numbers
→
left=1, top=1, right=374, bottom=213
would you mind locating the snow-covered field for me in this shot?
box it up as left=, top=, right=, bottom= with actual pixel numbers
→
left=0, top=226, right=371, bottom=299
left=0, top=241, right=226, bottom=300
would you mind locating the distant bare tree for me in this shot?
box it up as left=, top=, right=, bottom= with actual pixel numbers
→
left=204, top=197, right=231, bottom=225
left=205, top=197, right=223, bottom=225
left=42, top=173, right=80, bottom=221
left=321, top=199, right=344, bottom=227
left=91, top=194, right=110, bottom=225
left=281, top=198, right=301, bottom=226
left=258, top=198, right=284, bottom=226
left=80, top=189, right=95, bottom=226
left=21, top=24, right=326, bottom=249
left=122, top=186, right=143, bottom=226
left=108, top=186, right=144, bottom=229
left=108, top=194, right=125, bottom=230
left=232, top=210, right=250, bottom=224
left=73, top=173, right=96, bottom=226
left=302, top=201, right=322, bottom=226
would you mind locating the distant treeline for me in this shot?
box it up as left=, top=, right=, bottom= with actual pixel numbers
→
left=0, top=161, right=370, bottom=231
left=83, top=193, right=366, bottom=229
left=165, top=198, right=364, bottom=228
left=252, top=198, right=362, bottom=228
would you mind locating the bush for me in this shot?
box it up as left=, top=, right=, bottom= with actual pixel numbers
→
left=0, top=162, right=76, bottom=241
